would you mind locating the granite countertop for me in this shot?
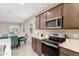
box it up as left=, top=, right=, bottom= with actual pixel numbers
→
left=0, top=38, right=11, bottom=56
left=59, top=39, right=79, bottom=53
left=32, top=36, right=49, bottom=40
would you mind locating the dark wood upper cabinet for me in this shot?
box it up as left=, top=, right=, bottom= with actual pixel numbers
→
left=36, top=15, right=40, bottom=29
left=46, top=4, right=63, bottom=20
left=36, top=3, right=79, bottom=29
left=46, top=9, right=54, bottom=20
left=35, top=4, right=63, bottom=29
left=40, top=12, right=46, bottom=29
left=63, top=3, right=79, bottom=29
left=36, top=12, right=46, bottom=29
left=54, top=4, right=63, bottom=18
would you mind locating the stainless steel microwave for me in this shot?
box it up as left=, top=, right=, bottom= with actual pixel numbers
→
left=45, top=16, right=63, bottom=28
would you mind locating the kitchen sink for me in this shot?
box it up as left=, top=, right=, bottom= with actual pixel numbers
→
left=0, top=45, right=6, bottom=56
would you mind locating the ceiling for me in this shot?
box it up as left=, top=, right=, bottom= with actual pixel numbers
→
left=0, top=3, right=53, bottom=23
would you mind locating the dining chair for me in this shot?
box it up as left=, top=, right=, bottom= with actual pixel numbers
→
left=10, top=36, right=18, bottom=49
left=19, top=34, right=27, bottom=45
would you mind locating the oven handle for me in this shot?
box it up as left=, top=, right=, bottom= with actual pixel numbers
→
left=41, top=41, right=58, bottom=48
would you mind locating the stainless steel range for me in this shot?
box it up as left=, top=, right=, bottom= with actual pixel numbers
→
left=41, top=34, right=66, bottom=56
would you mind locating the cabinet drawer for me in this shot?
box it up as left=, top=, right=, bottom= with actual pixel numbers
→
left=60, top=47, right=79, bottom=56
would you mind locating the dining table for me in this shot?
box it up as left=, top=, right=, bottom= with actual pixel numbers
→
left=17, top=33, right=25, bottom=46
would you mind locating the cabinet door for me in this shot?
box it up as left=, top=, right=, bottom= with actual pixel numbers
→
left=40, top=12, right=46, bottom=29
left=46, top=9, right=54, bottom=20
left=36, top=16, right=40, bottom=29
left=32, top=37, right=36, bottom=51
left=60, top=46, right=79, bottom=56
left=63, top=3, right=79, bottom=29
left=36, top=39, right=41, bottom=56
left=54, top=4, right=63, bottom=18
left=46, top=4, right=63, bottom=20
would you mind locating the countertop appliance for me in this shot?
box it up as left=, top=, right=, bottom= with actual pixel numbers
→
left=41, top=34, right=66, bottom=56
left=45, top=16, right=63, bottom=28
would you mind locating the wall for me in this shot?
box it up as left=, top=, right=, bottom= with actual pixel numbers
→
left=22, top=17, right=36, bottom=42
left=0, top=21, right=21, bottom=34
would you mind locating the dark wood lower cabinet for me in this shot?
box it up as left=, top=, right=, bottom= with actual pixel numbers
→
left=32, top=37, right=42, bottom=56
left=32, top=37, right=79, bottom=56
left=35, top=39, right=42, bottom=56
left=32, top=37, right=36, bottom=51
left=60, top=46, right=79, bottom=56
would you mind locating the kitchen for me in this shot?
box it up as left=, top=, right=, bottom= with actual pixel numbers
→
left=31, top=3, right=79, bottom=56
left=0, top=3, right=79, bottom=56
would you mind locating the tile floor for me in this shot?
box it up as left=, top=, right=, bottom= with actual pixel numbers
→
left=11, top=40, right=38, bottom=56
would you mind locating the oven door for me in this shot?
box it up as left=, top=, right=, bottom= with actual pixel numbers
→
left=41, top=41, right=59, bottom=56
